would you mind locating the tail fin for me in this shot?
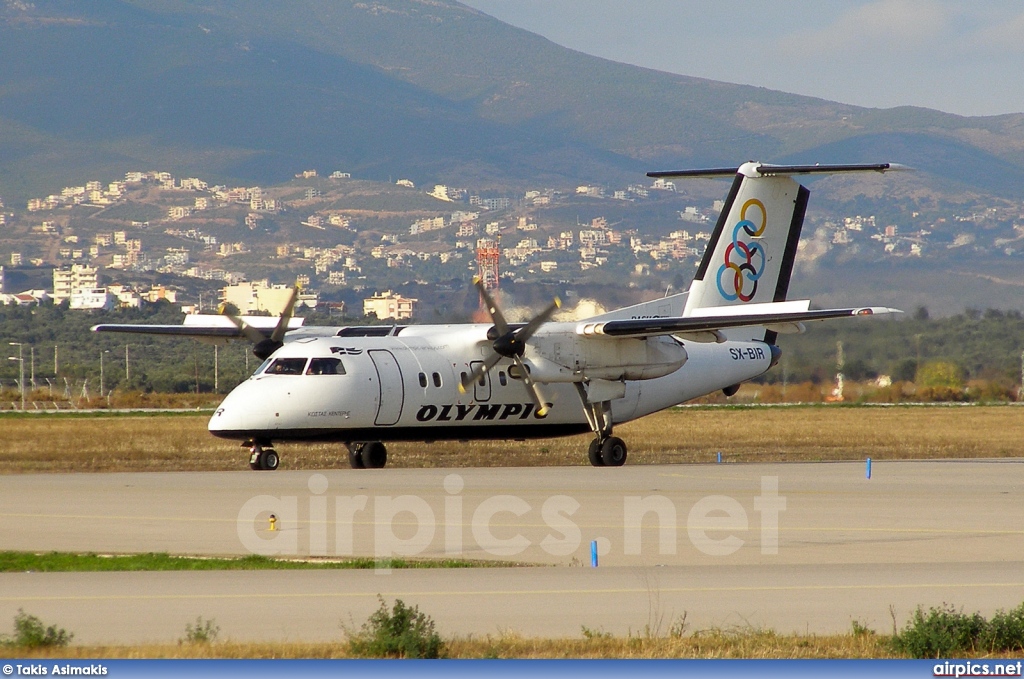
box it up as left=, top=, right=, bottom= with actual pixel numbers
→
left=647, top=162, right=905, bottom=340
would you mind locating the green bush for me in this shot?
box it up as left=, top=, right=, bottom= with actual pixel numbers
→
left=180, top=616, right=220, bottom=644
left=984, top=603, right=1024, bottom=652
left=891, top=603, right=1024, bottom=657
left=347, top=597, right=445, bottom=658
left=0, top=609, right=73, bottom=648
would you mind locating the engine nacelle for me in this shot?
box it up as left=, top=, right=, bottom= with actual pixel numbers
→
left=526, top=333, right=687, bottom=382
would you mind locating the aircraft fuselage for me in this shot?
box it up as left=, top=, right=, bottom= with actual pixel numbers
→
left=208, top=323, right=775, bottom=444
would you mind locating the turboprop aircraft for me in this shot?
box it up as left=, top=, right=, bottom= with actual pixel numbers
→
left=94, top=162, right=905, bottom=470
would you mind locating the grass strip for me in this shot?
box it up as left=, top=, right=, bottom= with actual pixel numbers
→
left=0, top=551, right=516, bottom=572
left=0, top=410, right=216, bottom=420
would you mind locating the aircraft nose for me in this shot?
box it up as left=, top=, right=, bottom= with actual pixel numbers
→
left=208, top=383, right=271, bottom=438
left=208, top=403, right=249, bottom=438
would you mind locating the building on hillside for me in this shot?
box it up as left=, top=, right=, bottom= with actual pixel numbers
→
left=106, top=285, right=142, bottom=308
left=53, top=264, right=99, bottom=303
left=363, top=290, right=416, bottom=320
left=69, top=288, right=115, bottom=311
left=1, top=292, right=42, bottom=306
left=222, top=280, right=318, bottom=314
left=222, top=281, right=293, bottom=315
left=142, top=286, right=178, bottom=304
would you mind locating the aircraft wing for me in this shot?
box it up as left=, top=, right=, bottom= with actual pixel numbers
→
left=576, top=302, right=901, bottom=342
left=92, top=315, right=305, bottom=340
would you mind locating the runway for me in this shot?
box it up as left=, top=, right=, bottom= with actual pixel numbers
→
left=1, top=461, right=1023, bottom=643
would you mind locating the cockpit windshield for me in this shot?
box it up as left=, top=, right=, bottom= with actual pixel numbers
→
left=264, top=357, right=308, bottom=375
left=253, top=357, right=273, bottom=376
left=257, top=356, right=346, bottom=376
left=307, top=357, right=345, bottom=375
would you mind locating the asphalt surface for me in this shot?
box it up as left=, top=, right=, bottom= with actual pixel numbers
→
left=1, top=461, right=1023, bottom=643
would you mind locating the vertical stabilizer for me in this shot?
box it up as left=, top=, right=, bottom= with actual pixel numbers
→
left=646, top=162, right=903, bottom=341
left=683, top=163, right=808, bottom=315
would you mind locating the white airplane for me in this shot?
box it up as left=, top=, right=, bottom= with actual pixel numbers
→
left=94, top=162, right=905, bottom=470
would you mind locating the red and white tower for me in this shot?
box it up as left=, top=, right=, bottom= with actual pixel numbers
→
left=476, top=238, right=500, bottom=292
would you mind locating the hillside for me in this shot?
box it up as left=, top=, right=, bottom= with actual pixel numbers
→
left=1, top=0, right=1024, bottom=202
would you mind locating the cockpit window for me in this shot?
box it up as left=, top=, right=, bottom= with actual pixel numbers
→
left=254, top=357, right=273, bottom=376
left=307, top=357, right=345, bottom=375
left=265, top=357, right=307, bottom=375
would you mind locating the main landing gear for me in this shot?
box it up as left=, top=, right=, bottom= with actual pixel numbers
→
left=244, top=440, right=389, bottom=470
left=245, top=440, right=279, bottom=471
left=347, top=441, right=388, bottom=469
left=576, top=384, right=627, bottom=467
left=587, top=435, right=627, bottom=467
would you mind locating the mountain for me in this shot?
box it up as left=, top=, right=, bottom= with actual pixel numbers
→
left=2, top=0, right=1024, bottom=203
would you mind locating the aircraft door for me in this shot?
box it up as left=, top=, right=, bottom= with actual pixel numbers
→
left=469, top=360, right=491, bottom=401
left=369, top=349, right=404, bottom=426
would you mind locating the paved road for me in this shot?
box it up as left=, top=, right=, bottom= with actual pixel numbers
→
left=1, top=461, right=1023, bottom=643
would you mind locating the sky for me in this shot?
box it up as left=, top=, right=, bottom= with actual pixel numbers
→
left=459, top=0, right=1024, bottom=118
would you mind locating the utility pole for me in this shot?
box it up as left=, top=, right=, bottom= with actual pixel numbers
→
left=54, top=345, right=58, bottom=375
left=781, top=354, right=788, bottom=401
left=125, top=344, right=130, bottom=383
left=1019, top=350, right=1024, bottom=402
left=214, top=345, right=219, bottom=393
left=8, top=342, right=24, bottom=411
left=914, top=334, right=922, bottom=379
left=100, top=349, right=109, bottom=396
left=30, top=345, right=35, bottom=389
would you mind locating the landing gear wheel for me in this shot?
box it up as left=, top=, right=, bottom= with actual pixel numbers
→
left=260, top=449, right=279, bottom=471
left=348, top=444, right=365, bottom=469
left=588, top=438, right=604, bottom=467
left=247, top=441, right=275, bottom=471
left=361, top=441, right=387, bottom=469
left=600, top=436, right=627, bottom=467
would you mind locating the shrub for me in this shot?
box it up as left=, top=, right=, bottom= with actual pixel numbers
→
left=892, top=604, right=989, bottom=657
left=1, top=609, right=73, bottom=648
left=917, top=385, right=969, bottom=402
left=180, top=616, right=220, bottom=644
left=983, top=603, right=1024, bottom=652
left=850, top=619, right=875, bottom=637
left=347, top=597, right=445, bottom=658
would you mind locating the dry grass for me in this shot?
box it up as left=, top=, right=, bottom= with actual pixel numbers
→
left=0, top=631, right=897, bottom=659
left=1, top=404, right=1022, bottom=474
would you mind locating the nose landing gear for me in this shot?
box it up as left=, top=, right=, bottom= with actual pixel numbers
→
left=245, top=440, right=279, bottom=471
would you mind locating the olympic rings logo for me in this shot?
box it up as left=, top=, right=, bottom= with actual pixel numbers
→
left=716, top=198, right=767, bottom=302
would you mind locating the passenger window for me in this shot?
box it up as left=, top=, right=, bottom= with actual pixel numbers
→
left=419, top=372, right=428, bottom=388
left=498, top=371, right=507, bottom=386
left=306, top=357, right=344, bottom=375
left=432, top=372, right=442, bottom=388
left=508, top=363, right=530, bottom=380
left=266, top=357, right=307, bottom=375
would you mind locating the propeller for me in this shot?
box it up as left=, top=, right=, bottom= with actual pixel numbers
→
left=220, top=285, right=301, bottom=360
left=459, top=277, right=560, bottom=416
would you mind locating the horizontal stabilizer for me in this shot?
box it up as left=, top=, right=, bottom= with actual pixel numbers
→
left=577, top=306, right=902, bottom=340
left=648, top=162, right=911, bottom=179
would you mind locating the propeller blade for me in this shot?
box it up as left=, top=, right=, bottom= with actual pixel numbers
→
left=458, top=352, right=503, bottom=394
left=514, top=356, right=549, bottom=417
left=219, top=303, right=266, bottom=345
left=474, top=276, right=509, bottom=336
left=270, top=285, right=301, bottom=344
left=515, top=296, right=561, bottom=344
